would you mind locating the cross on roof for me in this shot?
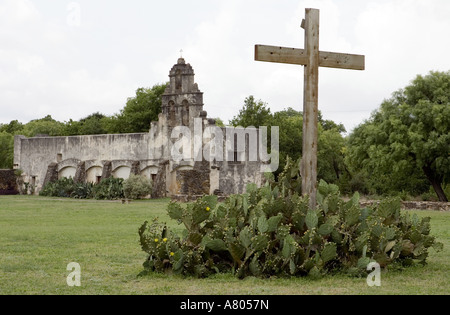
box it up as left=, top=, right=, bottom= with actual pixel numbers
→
left=255, top=8, right=365, bottom=209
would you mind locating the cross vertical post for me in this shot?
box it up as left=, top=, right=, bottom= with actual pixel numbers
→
left=302, top=8, right=320, bottom=209
left=254, top=8, right=365, bottom=210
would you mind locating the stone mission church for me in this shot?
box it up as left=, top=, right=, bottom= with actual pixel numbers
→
left=14, top=58, right=265, bottom=199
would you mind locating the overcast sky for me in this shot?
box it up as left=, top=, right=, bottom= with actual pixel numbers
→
left=1, top=0, right=449, bottom=133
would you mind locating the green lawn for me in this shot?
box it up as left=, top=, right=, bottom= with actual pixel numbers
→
left=0, top=195, right=448, bottom=295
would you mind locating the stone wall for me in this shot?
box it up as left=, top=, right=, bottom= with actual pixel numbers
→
left=74, top=161, right=86, bottom=183
left=359, top=200, right=449, bottom=212
left=0, top=170, right=18, bottom=195
left=174, top=160, right=211, bottom=198
left=101, top=161, right=112, bottom=179
left=151, top=163, right=168, bottom=199
left=218, top=161, right=263, bottom=195
left=42, top=163, right=58, bottom=188
left=14, top=133, right=152, bottom=193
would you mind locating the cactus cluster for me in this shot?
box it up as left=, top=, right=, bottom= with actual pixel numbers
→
left=139, top=158, right=443, bottom=278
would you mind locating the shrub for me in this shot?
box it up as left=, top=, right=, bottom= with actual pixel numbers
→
left=123, top=175, right=152, bottom=200
left=91, top=177, right=124, bottom=200
left=40, top=177, right=122, bottom=200
left=39, top=178, right=94, bottom=198
left=70, top=182, right=94, bottom=199
left=139, top=157, right=443, bottom=279
left=39, top=177, right=76, bottom=197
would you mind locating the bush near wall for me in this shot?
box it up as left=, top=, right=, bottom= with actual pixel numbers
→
left=139, top=158, right=443, bottom=279
left=0, top=170, right=18, bottom=195
left=91, top=177, right=124, bottom=200
left=123, top=175, right=152, bottom=200
left=39, top=177, right=124, bottom=200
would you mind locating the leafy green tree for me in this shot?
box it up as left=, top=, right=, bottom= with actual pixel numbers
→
left=64, top=112, right=108, bottom=136
left=105, top=83, right=168, bottom=134
left=22, top=115, right=65, bottom=137
left=318, top=126, right=347, bottom=184
left=0, top=132, right=14, bottom=169
left=230, top=98, right=348, bottom=184
left=63, top=119, right=81, bottom=136
left=318, top=112, right=346, bottom=133
left=347, top=71, right=449, bottom=201
left=273, top=107, right=301, bottom=119
left=269, top=107, right=348, bottom=183
left=0, top=120, right=24, bottom=135
left=230, top=96, right=272, bottom=128
left=270, top=108, right=303, bottom=176
left=0, top=120, right=24, bottom=169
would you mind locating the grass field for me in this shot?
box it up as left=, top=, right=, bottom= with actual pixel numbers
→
left=0, top=195, right=448, bottom=295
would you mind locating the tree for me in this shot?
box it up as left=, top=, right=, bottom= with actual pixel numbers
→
left=317, top=126, right=347, bottom=184
left=0, top=120, right=24, bottom=169
left=347, top=71, right=449, bottom=201
left=64, top=112, right=108, bottom=136
left=270, top=108, right=302, bottom=176
left=22, top=115, right=65, bottom=137
left=318, top=112, right=346, bottom=133
left=269, top=107, right=348, bottom=183
left=0, top=132, right=14, bottom=169
left=229, top=96, right=272, bottom=128
left=105, top=83, right=168, bottom=134
left=230, top=98, right=348, bottom=183
left=0, top=120, right=24, bottom=134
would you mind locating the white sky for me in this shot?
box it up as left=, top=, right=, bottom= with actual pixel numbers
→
left=1, top=0, right=449, bottom=133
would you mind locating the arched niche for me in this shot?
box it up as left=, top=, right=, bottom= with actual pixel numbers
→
left=174, top=165, right=194, bottom=172
left=113, top=166, right=131, bottom=180
left=86, top=166, right=103, bottom=184
left=58, top=166, right=76, bottom=180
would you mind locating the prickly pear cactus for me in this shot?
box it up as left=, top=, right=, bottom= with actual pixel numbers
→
left=139, top=158, right=443, bottom=278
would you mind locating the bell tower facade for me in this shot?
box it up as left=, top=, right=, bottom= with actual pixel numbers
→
left=161, top=58, right=204, bottom=128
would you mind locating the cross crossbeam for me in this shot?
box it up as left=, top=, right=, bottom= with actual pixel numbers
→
left=255, top=45, right=365, bottom=70
left=255, top=8, right=365, bottom=209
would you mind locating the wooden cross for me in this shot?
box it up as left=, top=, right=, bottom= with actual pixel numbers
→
left=255, top=8, right=365, bottom=209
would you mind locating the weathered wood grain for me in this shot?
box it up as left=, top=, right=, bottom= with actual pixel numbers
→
left=255, top=45, right=365, bottom=70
